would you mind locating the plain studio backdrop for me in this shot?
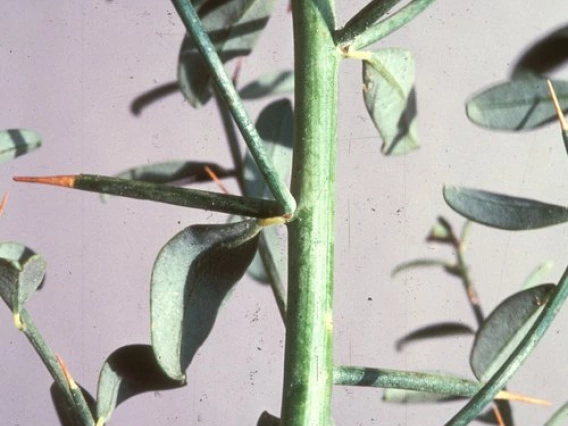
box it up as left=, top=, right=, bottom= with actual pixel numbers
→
left=1, top=1, right=567, bottom=425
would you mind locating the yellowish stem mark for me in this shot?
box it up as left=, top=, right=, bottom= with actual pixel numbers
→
left=259, top=216, right=288, bottom=227
left=13, top=312, right=24, bottom=330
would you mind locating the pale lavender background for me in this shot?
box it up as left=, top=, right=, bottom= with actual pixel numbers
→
left=1, top=1, right=568, bottom=425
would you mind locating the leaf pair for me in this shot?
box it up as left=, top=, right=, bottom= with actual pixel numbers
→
left=178, top=0, right=276, bottom=107
left=362, top=48, right=418, bottom=155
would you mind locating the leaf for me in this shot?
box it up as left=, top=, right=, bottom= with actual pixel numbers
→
left=151, top=220, right=261, bottom=380
left=391, top=258, right=450, bottom=277
left=511, top=25, right=568, bottom=79
left=257, top=411, right=280, bottom=426
left=0, top=241, right=36, bottom=265
left=362, top=48, right=418, bottom=155
left=544, top=400, right=568, bottom=426
left=246, top=225, right=286, bottom=284
left=50, top=382, right=96, bottom=426
left=521, top=261, right=554, bottom=290
left=0, top=250, right=46, bottom=313
left=395, top=322, right=474, bottom=351
left=243, top=98, right=294, bottom=199
left=96, top=344, right=183, bottom=424
left=101, top=161, right=231, bottom=202
left=443, top=186, right=568, bottom=230
left=425, top=216, right=456, bottom=245
left=178, top=0, right=277, bottom=107
left=466, top=79, right=568, bottom=131
left=470, top=284, right=555, bottom=382
left=239, top=70, right=294, bottom=99
left=0, top=129, right=41, bottom=164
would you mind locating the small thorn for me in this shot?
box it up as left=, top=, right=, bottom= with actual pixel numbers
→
left=13, top=175, right=76, bottom=188
left=0, top=193, right=8, bottom=216
left=56, top=355, right=78, bottom=389
left=492, top=403, right=506, bottom=426
left=496, top=389, right=551, bottom=406
left=204, top=166, right=230, bottom=195
left=547, top=80, right=568, bottom=131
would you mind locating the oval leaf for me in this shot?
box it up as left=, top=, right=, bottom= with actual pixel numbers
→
left=0, top=241, right=36, bottom=264
left=470, top=284, right=555, bottom=382
left=466, top=78, right=568, bottom=131
left=96, top=344, right=183, bottom=424
left=362, top=48, right=418, bottom=155
left=239, top=70, right=294, bottom=99
left=0, top=252, right=46, bottom=312
left=0, top=129, right=41, bottom=164
left=444, top=186, right=568, bottom=230
left=151, top=220, right=260, bottom=380
left=247, top=225, right=286, bottom=284
left=178, top=0, right=276, bottom=107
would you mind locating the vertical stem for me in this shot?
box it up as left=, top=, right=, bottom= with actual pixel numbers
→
left=281, top=1, right=338, bottom=425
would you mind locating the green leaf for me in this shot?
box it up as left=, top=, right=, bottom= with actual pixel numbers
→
left=511, top=25, right=568, bottom=79
left=470, top=284, right=555, bottom=382
left=0, top=129, right=41, bottom=164
left=257, top=411, right=280, bottom=426
left=244, top=98, right=294, bottom=199
left=362, top=48, right=418, bottom=155
left=466, top=78, right=568, bottom=131
left=392, top=258, right=450, bottom=277
left=0, top=249, right=46, bottom=313
left=0, top=241, right=36, bottom=265
left=178, top=0, right=276, bottom=107
left=246, top=225, right=286, bottom=284
left=544, top=400, right=568, bottom=426
left=443, top=186, right=568, bottom=230
left=101, top=161, right=231, bottom=202
left=239, top=70, right=294, bottom=99
left=425, top=216, right=456, bottom=245
left=521, top=261, right=554, bottom=290
left=395, top=322, right=474, bottom=351
left=96, top=344, right=183, bottom=424
left=151, top=220, right=261, bottom=380
left=50, top=382, right=96, bottom=426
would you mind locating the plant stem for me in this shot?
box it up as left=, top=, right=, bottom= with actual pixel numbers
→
left=170, top=0, right=296, bottom=214
left=445, top=264, right=568, bottom=425
left=281, top=1, right=339, bottom=425
left=343, top=0, right=436, bottom=51
left=335, top=0, right=400, bottom=46
left=19, top=309, right=94, bottom=426
left=14, top=174, right=282, bottom=218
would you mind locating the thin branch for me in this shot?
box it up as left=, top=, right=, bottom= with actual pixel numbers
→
left=170, top=0, right=296, bottom=214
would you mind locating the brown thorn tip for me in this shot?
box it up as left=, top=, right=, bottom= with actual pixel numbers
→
left=55, top=354, right=78, bottom=389
left=13, top=175, right=76, bottom=188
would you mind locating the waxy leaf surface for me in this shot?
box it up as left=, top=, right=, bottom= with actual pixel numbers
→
left=96, top=344, right=183, bottom=424
left=362, top=48, right=418, bottom=155
left=0, top=244, right=46, bottom=312
left=50, top=382, right=96, bottom=426
left=395, top=322, right=474, bottom=351
left=151, top=220, right=260, bottom=380
left=444, top=186, right=568, bottom=230
left=239, top=70, right=294, bottom=99
left=178, top=0, right=276, bottom=107
left=466, top=79, right=568, bottom=130
left=470, top=284, right=555, bottom=382
left=0, top=129, right=41, bottom=164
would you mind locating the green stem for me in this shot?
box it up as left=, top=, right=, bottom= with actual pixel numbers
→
left=335, top=0, right=400, bottom=46
left=334, top=365, right=481, bottom=397
left=171, top=0, right=296, bottom=214
left=445, top=264, right=568, bottom=426
left=19, top=309, right=94, bottom=426
left=281, top=1, right=339, bottom=425
left=346, top=0, right=436, bottom=51
left=17, top=174, right=282, bottom=218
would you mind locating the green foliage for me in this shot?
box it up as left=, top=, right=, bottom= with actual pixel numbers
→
left=470, top=284, right=555, bottom=383
left=150, top=220, right=260, bottom=380
left=239, top=70, right=294, bottom=99
left=362, top=48, right=418, bottom=155
left=443, top=186, right=568, bottom=230
left=466, top=79, right=568, bottom=131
